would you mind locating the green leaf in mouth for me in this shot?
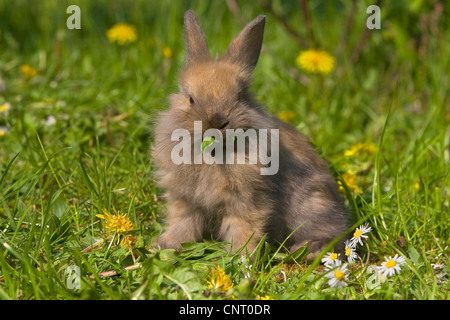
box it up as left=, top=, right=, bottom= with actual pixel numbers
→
left=201, top=136, right=219, bottom=154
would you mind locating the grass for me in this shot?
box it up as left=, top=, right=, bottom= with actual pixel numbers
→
left=0, top=0, right=449, bottom=300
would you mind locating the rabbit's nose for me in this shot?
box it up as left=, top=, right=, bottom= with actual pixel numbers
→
left=209, top=112, right=230, bottom=130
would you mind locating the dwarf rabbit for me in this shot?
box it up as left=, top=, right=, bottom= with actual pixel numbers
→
left=152, top=10, right=351, bottom=261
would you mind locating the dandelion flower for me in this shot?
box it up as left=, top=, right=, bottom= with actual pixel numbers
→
left=20, top=64, right=38, bottom=79
left=296, top=49, right=335, bottom=75
left=321, top=252, right=341, bottom=266
left=119, top=234, right=138, bottom=249
left=414, top=178, right=421, bottom=192
left=339, top=169, right=362, bottom=194
left=325, top=260, right=349, bottom=289
left=350, top=223, right=372, bottom=247
left=0, top=102, right=11, bottom=114
left=277, top=110, right=296, bottom=122
left=96, top=208, right=135, bottom=233
left=258, top=295, right=275, bottom=300
left=107, top=23, right=137, bottom=45
left=162, top=46, right=172, bottom=59
left=344, top=142, right=378, bottom=157
left=205, top=265, right=234, bottom=292
left=378, top=254, right=406, bottom=277
left=344, top=240, right=359, bottom=264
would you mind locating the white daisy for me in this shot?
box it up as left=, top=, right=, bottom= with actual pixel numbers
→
left=238, top=256, right=253, bottom=279
left=325, top=260, right=349, bottom=289
left=431, top=263, right=444, bottom=271
left=350, top=223, right=372, bottom=247
left=321, top=252, right=341, bottom=266
left=45, top=115, right=57, bottom=126
left=344, top=240, right=359, bottom=263
left=378, top=254, right=406, bottom=277
left=0, top=126, right=8, bottom=137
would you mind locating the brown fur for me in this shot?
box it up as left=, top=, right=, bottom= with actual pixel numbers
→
left=152, top=11, right=351, bottom=260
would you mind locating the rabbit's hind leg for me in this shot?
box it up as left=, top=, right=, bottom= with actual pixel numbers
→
left=218, top=214, right=266, bottom=255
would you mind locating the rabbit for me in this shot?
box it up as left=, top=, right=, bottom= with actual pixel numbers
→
left=151, top=10, right=351, bottom=261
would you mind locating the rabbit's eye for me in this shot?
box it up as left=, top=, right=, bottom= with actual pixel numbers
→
left=189, top=96, right=194, bottom=105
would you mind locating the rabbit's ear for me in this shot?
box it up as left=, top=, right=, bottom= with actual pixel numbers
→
left=224, top=15, right=265, bottom=71
left=184, top=10, right=210, bottom=66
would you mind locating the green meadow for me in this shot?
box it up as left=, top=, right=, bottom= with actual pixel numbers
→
left=0, top=0, right=448, bottom=300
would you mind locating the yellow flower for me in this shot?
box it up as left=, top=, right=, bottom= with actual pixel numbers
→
left=162, top=46, right=172, bottom=59
left=0, top=126, right=8, bottom=137
left=296, top=49, right=335, bottom=75
left=20, top=64, right=38, bottom=79
left=344, top=142, right=378, bottom=157
left=205, top=265, right=234, bottom=292
left=277, top=110, right=296, bottom=122
left=339, top=169, right=362, bottom=194
left=119, top=234, right=138, bottom=249
left=258, top=295, right=275, bottom=300
left=0, top=102, right=11, bottom=114
left=107, top=23, right=137, bottom=45
left=414, top=178, right=420, bottom=191
left=96, top=208, right=135, bottom=233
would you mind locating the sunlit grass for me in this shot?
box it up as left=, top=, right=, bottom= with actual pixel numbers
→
left=0, top=0, right=448, bottom=300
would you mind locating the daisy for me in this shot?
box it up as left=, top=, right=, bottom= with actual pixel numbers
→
left=205, top=265, right=234, bottom=292
left=107, top=23, right=137, bottom=45
left=296, top=49, right=335, bottom=75
left=350, top=223, right=372, bottom=247
left=0, top=126, right=8, bottom=137
left=45, top=115, right=57, bottom=126
left=0, top=102, right=11, bottom=115
left=378, top=254, right=406, bottom=277
left=321, top=252, right=341, bottom=266
left=344, top=240, right=359, bottom=263
left=238, top=256, right=253, bottom=279
left=431, top=262, right=444, bottom=271
left=325, top=260, right=349, bottom=289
